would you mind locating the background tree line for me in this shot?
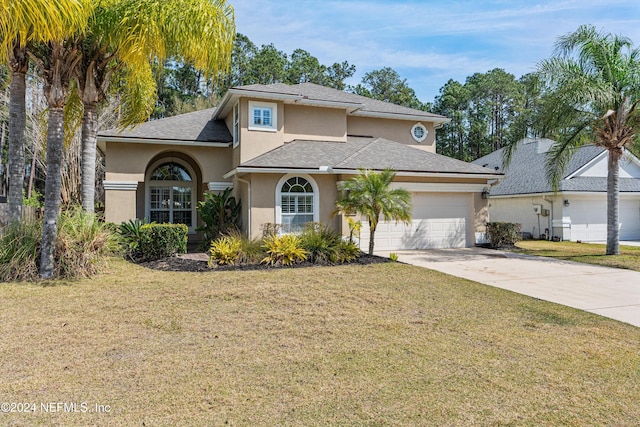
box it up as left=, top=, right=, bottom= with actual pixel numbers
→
left=1, top=30, right=544, bottom=205
left=149, top=33, right=550, bottom=161
left=149, top=32, right=428, bottom=119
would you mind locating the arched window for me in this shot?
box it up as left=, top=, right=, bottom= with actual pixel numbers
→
left=277, top=175, right=318, bottom=233
left=147, top=161, right=195, bottom=228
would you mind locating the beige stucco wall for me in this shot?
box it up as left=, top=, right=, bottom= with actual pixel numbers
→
left=238, top=99, right=286, bottom=164
left=242, top=173, right=339, bottom=239
left=473, top=192, right=489, bottom=234
left=105, top=189, right=137, bottom=225
left=105, top=142, right=232, bottom=183
left=347, top=116, right=436, bottom=151
left=103, top=141, right=232, bottom=225
left=283, top=104, right=346, bottom=142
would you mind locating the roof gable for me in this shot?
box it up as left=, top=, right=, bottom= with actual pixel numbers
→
left=569, top=152, right=640, bottom=179
left=472, top=138, right=640, bottom=195
left=215, top=82, right=450, bottom=124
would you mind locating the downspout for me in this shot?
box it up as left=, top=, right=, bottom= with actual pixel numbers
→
left=543, top=196, right=553, bottom=240
left=237, top=177, right=251, bottom=237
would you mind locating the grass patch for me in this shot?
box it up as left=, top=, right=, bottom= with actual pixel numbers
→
left=514, top=240, right=640, bottom=271
left=1, top=258, right=639, bottom=425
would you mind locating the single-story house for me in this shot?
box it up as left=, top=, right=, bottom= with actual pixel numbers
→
left=98, top=82, right=503, bottom=250
left=472, top=138, right=640, bottom=241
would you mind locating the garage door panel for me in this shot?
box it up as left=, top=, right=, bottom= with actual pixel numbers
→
left=568, top=198, right=640, bottom=241
left=359, top=193, right=471, bottom=251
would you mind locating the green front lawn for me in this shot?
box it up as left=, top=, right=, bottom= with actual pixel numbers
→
left=1, top=258, right=639, bottom=425
left=514, top=240, right=640, bottom=271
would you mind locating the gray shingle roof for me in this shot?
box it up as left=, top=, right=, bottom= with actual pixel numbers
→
left=230, top=82, right=448, bottom=121
left=98, top=108, right=232, bottom=143
left=241, top=137, right=501, bottom=176
left=472, top=138, right=640, bottom=195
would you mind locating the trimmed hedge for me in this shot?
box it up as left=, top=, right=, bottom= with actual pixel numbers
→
left=486, top=222, right=521, bottom=248
left=139, top=223, right=188, bottom=261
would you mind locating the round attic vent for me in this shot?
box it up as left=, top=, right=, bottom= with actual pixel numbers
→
left=411, top=123, right=428, bottom=143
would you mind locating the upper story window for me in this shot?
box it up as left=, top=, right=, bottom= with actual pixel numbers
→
left=233, top=102, right=240, bottom=148
left=248, top=100, right=277, bottom=132
left=411, top=122, right=428, bottom=143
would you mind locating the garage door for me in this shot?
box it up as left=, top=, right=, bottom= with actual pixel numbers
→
left=569, top=198, right=640, bottom=241
left=359, top=193, right=471, bottom=251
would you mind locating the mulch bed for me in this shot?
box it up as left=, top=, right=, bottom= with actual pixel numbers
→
left=139, top=253, right=391, bottom=272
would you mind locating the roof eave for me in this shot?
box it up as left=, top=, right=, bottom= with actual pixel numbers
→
left=214, top=88, right=305, bottom=119
left=97, top=136, right=231, bottom=148
left=226, top=166, right=502, bottom=180
left=349, top=109, right=451, bottom=124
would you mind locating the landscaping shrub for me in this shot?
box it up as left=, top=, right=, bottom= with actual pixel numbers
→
left=209, top=235, right=242, bottom=266
left=486, top=222, right=522, bottom=248
left=56, top=208, right=120, bottom=278
left=208, top=232, right=265, bottom=266
left=196, top=188, right=241, bottom=248
left=0, top=219, right=42, bottom=281
left=299, top=222, right=342, bottom=264
left=117, top=219, right=149, bottom=261
left=138, top=223, right=188, bottom=261
left=261, top=223, right=281, bottom=237
left=0, top=209, right=117, bottom=281
left=336, top=240, right=361, bottom=263
left=261, top=234, right=307, bottom=266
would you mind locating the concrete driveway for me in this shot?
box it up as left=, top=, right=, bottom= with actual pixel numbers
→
left=376, top=248, right=640, bottom=328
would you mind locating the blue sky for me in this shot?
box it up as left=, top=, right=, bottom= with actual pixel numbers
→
left=232, top=0, right=640, bottom=103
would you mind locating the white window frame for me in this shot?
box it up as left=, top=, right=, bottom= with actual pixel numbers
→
left=411, top=122, right=428, bottom=143
left=232, top=102, right=240, bottom=148
left=275, top=174, right=320, bottom=233
left=145, top=159, right=197, bottom=232
left=248, top=100, right=277, bottom=132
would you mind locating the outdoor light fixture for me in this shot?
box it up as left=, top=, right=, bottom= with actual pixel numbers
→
left=481, top=187, right=490, bottom=199
left=564, top=199, right=570, bottom=207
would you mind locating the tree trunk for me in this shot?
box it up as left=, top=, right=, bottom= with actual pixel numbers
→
left=606, top=148, right=621, bottom=255
left=368, top=220, right=377, bottom=256
left=81, top=103, right=98, bottom=212
left=40, top=107, right=65, bottom=279
left=7, top=48, right=29, bottom=223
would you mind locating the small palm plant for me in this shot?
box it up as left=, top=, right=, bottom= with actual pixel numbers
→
left=196, top=188, right=241, bottom=247
left=336, top=168, right=411, bottom=255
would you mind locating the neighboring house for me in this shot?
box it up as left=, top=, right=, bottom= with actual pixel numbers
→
left=98, top=82, right=502, bottom=250
left=473, top=138, right=640, bottom=241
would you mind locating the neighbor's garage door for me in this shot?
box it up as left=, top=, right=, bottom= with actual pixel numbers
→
left=569, top=198, right=640, bottom=241
left=359, top=193, right=471, bottom=251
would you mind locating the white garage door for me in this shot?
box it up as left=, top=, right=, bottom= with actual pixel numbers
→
left=359, top=193, right=471, bottom=251
left=569, top=198, right=640, bottom=241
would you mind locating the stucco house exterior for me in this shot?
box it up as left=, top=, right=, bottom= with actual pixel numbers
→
left=472, top=138, right=640, bottom=242
left=98, top=82, right=503, bottom=250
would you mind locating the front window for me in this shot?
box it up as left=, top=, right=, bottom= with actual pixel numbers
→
left=233, top=102, right=240, bottom=148
left=280, top=177, right=315, bottom=233
left=148, top=162, right=195, bottom=227
left=248, top=100, right=277, bottom=131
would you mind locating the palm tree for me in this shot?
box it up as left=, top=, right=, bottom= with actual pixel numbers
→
left=537, top=25, right=640, bottom=255
left=33, top=0, right=233, bottom=277
left=75, top=0, right=235, bottom=212
left=336, top=169, right=411, bottom=255
left=0, top=0, right=90, bottom=223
